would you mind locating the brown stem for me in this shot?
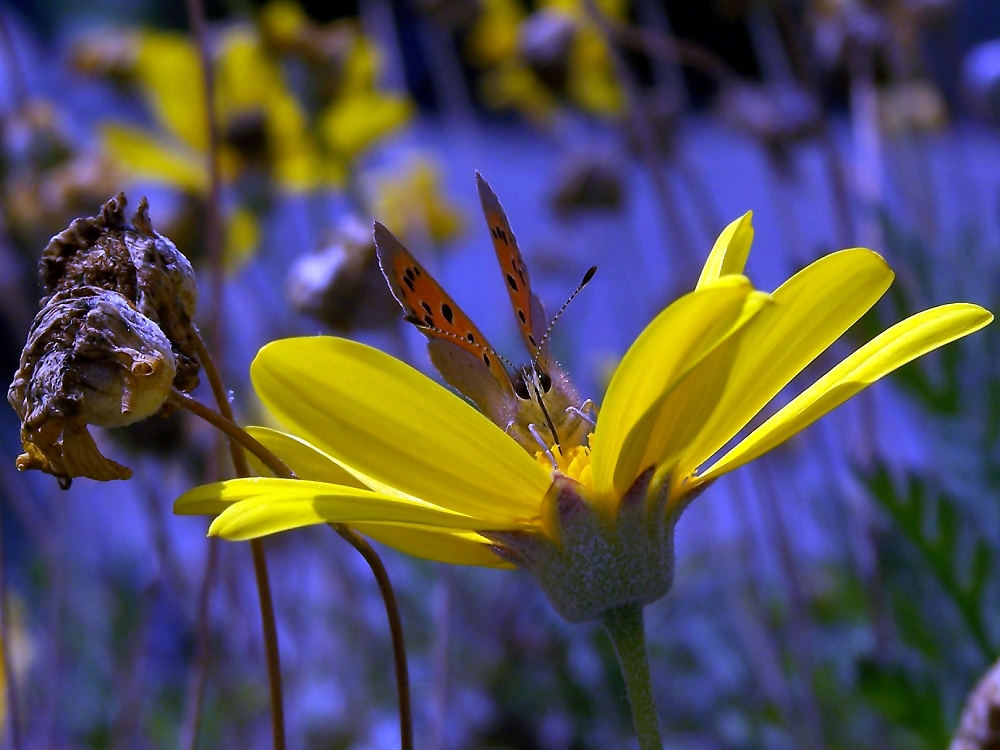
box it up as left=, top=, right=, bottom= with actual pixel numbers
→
left=183, top=0, right=225, bottom=346
left=330, top=526, right=413, bottom=750
left=596, top=15, right=739, bottom=85
left=170, top=389, right=292, bottom=481
left=179, top=339, right=287, bottom=750
left=170, top=387, right=414, bottom=750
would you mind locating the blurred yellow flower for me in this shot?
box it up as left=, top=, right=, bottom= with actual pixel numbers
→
left=224, top=206, right=262, bottom=272
left=371, top=158, right=463, bottom=245
left=100, top=27, right=335, bottom=192
left=465, top=0, right=623, bottom=120
left=316, top=33, right=414, bottom=163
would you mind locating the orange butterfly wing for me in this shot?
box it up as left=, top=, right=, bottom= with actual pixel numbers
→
left=475, top=173, right=551, bottom=366
left=373, top=222, right=513, bottom=387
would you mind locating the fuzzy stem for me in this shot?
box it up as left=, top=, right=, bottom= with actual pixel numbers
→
left=602, top=603, right=663, bottom=750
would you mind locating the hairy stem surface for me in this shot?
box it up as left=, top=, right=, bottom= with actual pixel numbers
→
left=602, top=603, right=663, bottom=750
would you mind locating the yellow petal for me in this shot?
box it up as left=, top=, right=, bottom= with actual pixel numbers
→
left=696, top=212, right=754, bottom=290
left=213, top=430, right=511, bottom=566
left=216, top=30, right=278, bottom=113
left=244, top=426, right=366, bottom=488
left=101, top=123, right=207, bottom=192
left=175, top=476, right=514, bottom=526
left=251, top=337, right=551, bottom=524
left=319, top=91, right=413, bottom=159
left=616, top=291, right=771, bottom=493
left=135, top=31, right=207, bottom=152
left=589, top=276, right=754, bottom=495
left=353, top=523, right=512, bottom=568
left=223, top=208, right=260, bottom=271
left=678, top=248, right=894, bottom=478
left=699, top=303, right=993, bottom=481
left=200, top=479, right=524, bottom=540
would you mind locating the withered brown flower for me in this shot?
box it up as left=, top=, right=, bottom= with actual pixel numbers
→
left=8, top=287, right=177, bottom=487
left=286, top=216, right=399, bottom=332
left=40, top=192, right=200, bottom=391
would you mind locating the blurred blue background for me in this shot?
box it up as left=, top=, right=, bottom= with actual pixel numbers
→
left=1, top=0, right=1000, bottom=748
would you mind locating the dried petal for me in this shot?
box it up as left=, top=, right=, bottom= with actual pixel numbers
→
left=39, top=192, right=200, bottom=391
left=8, top=287, right=176, bottom=487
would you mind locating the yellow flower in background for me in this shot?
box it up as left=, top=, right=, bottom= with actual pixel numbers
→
left=175, top=211, right=992, bottom=612
left=100, top=27, right=337, bottom=193
left=370, top=158, right=463, bottom=245
left=465, top=0, right=623, bottom=119
left=316, top=33, right=414, bottom=164
left=224, top=206, right=262, bottom=272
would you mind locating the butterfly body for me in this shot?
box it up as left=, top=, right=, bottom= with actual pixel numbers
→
left=375, top=173, right=590, bottom=455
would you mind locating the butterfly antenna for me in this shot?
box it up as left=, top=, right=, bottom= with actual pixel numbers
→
left=531, top=266, right=597, bottom=370
left=402, top=315, right=518, bottom=372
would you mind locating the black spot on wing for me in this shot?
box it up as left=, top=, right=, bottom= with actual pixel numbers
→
left=424, top=314, right=434, bottom=326
left=518, top=310, right=526, bottom=324
left=483, top=353, right=491, bottom=367
left=507, top=274, right=518, bottom=291
left=404, top=276, right=415, bottom=292
left=441, top=303, right=454, bottom=323
left=421, top=301, right=433, bottom=315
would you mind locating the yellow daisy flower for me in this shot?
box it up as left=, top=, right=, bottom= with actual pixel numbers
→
left=175, top=211, right=992, bottom=612
left=175, top=207, right=989, bottom=746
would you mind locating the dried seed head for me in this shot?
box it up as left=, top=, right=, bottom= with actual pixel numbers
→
left=551, top=153, right=625, bottom=216
left=952, top=656, right=1000, bottom=750
left=286, top=215, right=399, bottom=331
left=8, top=287, right=177, bottom=487
left=40, top=193, right=200, bottom=391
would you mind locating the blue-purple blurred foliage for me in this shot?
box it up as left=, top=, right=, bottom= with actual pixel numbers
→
left=1, top=0, right=1000, bottom=748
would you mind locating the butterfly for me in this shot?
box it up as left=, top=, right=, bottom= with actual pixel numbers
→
left=374, top=172, right=595, bottom=457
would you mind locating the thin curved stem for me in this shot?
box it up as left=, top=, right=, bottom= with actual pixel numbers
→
left=330, top=526, right=413, bottom=750
left=169, top=388, right=292, bottom=481
left=171, top=378, right=413, bottom=750
left=602, top=603, right=663, bottom=750
left=184, top=333, right=286, bottom=750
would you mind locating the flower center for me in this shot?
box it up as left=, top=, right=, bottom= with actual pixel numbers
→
left=535, top=439, right=593, bottom=487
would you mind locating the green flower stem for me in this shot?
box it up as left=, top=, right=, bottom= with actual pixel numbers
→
left=602, top=603, right=664, bottom=750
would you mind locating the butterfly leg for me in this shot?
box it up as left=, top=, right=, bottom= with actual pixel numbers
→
left=528, top=424, right=559, bottom=470
left=565, top=399, right=598, bottom=428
